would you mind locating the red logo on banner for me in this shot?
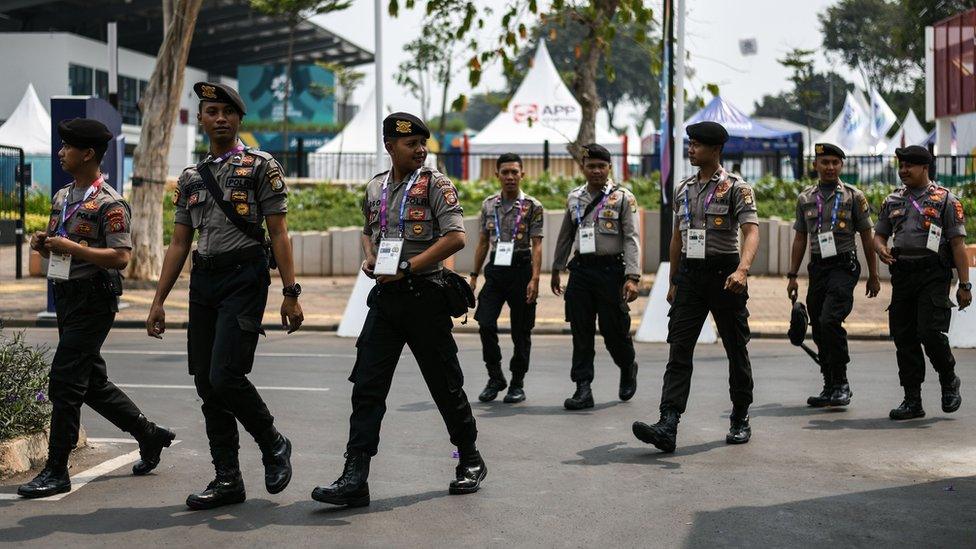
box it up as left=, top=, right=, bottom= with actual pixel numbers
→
left=512, top=103, right=539, bottom=123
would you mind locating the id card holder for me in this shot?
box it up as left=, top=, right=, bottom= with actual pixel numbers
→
left=47, top=253, right=72, bottom=280
left=686, top=229, right=706, bottom=259
left=579, top=226, right=596, bottom=254
left=494, top=242, right=515, bottom=266
left=927, top=224, right=942, bottom=253
left=374, top=238, right=403, bottom=275
left=817, top=232, right=837, bottom=258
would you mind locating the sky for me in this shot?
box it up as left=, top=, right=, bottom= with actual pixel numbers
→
left=314, top=0, right=862, bottom=128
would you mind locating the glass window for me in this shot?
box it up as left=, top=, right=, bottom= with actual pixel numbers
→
left=95, top=70, right=108, bottom=99
left=118, top=76, right=148, bottom=125
left=68, top=64, right=93, bottom=95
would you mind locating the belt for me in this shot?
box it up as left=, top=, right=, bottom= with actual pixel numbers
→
left=192, top=245, right=266, bottom=272
left=571, top=253, right=623, bottom=267
left=890, top=254, right=945, bottom=273
left=52, top=272, right=113, bottom=296
left=810, top=251, right=856, bottom=266
left=375, top=269, right=442, bottom=293
left=680, top=254, right=740, bottom=271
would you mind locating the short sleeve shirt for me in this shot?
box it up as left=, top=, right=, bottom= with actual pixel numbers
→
left=874, top=182, right=966, bottom=256
left=673, top=167, right=758, bottom=256
left=47, top=181, right=131, bottom=280
left=477, top=192, right=544, bottom=252
left=793, top=182, right=872, bottom=254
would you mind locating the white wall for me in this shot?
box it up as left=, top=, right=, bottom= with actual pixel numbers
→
left=0, top=32, right=228, bottom=177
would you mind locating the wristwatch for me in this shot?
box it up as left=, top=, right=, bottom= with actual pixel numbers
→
left=469, top=272, right=480, bottom=277
left=399, top=260, right=412, bottom=276
left=960, top=282, right=972, bottom=291
left=282, top=283, right=302, bottom=298
left=786, top=272, right=798, bottom=279
left=626, top=274, right=641, bottom=282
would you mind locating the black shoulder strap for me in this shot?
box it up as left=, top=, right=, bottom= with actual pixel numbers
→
left=576, top=186, right=615, bottom=226
left=197, top=163, right=265, bottom=243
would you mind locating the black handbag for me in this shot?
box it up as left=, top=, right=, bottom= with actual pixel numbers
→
left=439, top=268, right=476, bottom=319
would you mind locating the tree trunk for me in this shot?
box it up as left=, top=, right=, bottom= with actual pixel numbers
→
left=127, top=0, right=203, bottom=280
left=281, top=21, right=295, bottom=175
left=568, top=0, right=619, bottom=163
left=436, top=57, right=451, bottom=173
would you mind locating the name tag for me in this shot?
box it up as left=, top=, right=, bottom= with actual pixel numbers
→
left=817, top=232, right=837, bottom=258
left=927, top=224, right=942, bottom=253
left=47, top=253, right=72, bottom=280
left=494, top=241, right=515, bottom=266
left=374, top=238, right=403, bottom=275
left=687, top=229, right=706, bottom=259
left=579, top=226, right=596, bottom=254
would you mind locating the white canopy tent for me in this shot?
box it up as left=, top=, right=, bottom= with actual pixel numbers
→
left=467, top=40, right=624, bottom=180
left=812, top=91, right=878, bottom=155
left=0, top=83, right=51, bottom=154
left=880, top=110, right=928, bottom=153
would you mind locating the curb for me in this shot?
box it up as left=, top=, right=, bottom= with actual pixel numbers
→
left=1, top=317, right=892, bottom=340
left=0, top=426, right=86, bottom=479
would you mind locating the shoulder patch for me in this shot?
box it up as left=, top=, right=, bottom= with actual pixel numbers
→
left=955, top=201, right=965, bottom=222
left=858, top=194, right=869, bottom=212
left=739, top=186, right=754, bottom=205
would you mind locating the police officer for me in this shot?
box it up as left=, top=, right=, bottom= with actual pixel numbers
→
left=19, top=119, right=174, bottom=499
left=146, top=82, right=303, bottom=510
left=786, top=143, right=881, bottom=408
left=633, top=121, right=759, bottom=452
left=311, top=113, right=485, bottom=508
left=469, top=153, right=544, bottom=403
left=551, top=143, right=641, bottom=410
left=874, top=145, right=968, bottom=420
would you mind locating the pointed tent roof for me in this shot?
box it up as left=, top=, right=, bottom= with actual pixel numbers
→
left=685, top=95, right=799, bottom=139
left=315, top=88, right=381, bottom=154
left=0, top=83, right=51, bottom=154
left=469, top=40, right=620, bottom=153
left=812, top=91, right=876, bottom=155
left=879, top=110, right=928, bottom=153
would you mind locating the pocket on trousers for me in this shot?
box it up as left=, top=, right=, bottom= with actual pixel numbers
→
left=233, top=315, right=265, bottom=374
left=929, top=293, right=953, bottom=332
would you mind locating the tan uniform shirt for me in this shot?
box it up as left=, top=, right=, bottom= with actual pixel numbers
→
left=793, top=181, right=872, bottom=255
left=47, top=181, right=131, bottom=280
left=362, top=167, right=465, bottom=275
left=174, top=147, right=288, bottom=256
left=673, top=167, right=758, bottom=256
left=875, top=182, right=966, bottom=257
left=552, top=182, right=641, bottom=277
left=477, top=192, right=544, bottom=252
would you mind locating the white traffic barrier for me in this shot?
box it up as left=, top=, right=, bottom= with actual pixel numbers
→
left=337, top=270, right=375, bottom=338
left=635, top=262, right=717, bottom=343
left=948, top=267, right=976, bottom=348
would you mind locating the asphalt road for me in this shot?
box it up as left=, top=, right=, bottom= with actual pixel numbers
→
left=1, top=329, right=974, bottom=548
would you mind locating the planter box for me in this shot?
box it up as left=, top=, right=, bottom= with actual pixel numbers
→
left=0, top=426, right=87, bottom=478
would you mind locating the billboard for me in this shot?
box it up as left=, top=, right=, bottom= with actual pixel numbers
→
left=238, top=63, right=335, bottom=123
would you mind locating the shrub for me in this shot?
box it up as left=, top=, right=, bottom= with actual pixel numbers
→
left=0, top=330, right=52, bottom=441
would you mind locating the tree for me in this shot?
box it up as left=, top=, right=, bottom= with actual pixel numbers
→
left=753, top=71, right=852, bottom=129
left=251, top=0, right=351, bottom=170
left=390, top=0, right=654, bottom=162
left=127, top=0, right=203, bottom=280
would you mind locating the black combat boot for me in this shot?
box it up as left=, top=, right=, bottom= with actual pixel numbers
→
left=186, top=458, right=246, bottom=510
left=941, top=374, right=962, bottom=413
left=478, top=364, right=508, bottom=402
left=131, top=415, right=176, bottom=476
left=889, top=388, right=925, bottom=420
left=17, top=451, right=71, bottom=499
left=257, top=427, right=292, bottom=494
left=619, top=362, right=638, bottom=401
left=632, top=408, right=680, bottom=453
left=563, top=381, right=594, bottom=410
left=311, top=451, right=371, bottom=507
left=726, top=406, right=752, bottom=444
left=829, top=382, right=853, bottom=407
left=449, top=448, right=487, bottom=495
left=807, top=374, right=832, bottom=407
left=503, top=373, right=526, bottom=403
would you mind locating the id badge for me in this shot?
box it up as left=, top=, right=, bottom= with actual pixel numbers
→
left=687, top=229, right=706, bottom=259
left=817, top=232, right=837, bottom=258
left=47, top=253, right=72, bottom=280
left=374, top=238, right=403, bottom=275
left=494, top=242, right=515, bottom=266
left=579, top=226, right=597, bottom=254
left=927, top=224, right=942, bottom=253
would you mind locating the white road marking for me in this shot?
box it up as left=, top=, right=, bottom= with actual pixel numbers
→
left=1, top=440, right=182, bottom=501
left=117, top=383, right=330, bottom=392
left=101, top=350, right=355, bottom=358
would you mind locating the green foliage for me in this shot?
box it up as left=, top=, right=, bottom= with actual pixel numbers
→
left=753, top=71, right=853, bottom=130
left=0, top=331, right=52, bottom=440
left=250, top=0, right=352, bottom=23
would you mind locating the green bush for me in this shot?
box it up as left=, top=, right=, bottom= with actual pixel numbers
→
left=0, top=330, right=52, bottom=441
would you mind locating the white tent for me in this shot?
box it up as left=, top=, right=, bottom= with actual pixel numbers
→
left=0, top=83, right=51, bottom=154
left=468, top=40, right=624, bottom=179
left=812, top=91, right=876, bottom=155
left=879, top=110, right=928, bottom=153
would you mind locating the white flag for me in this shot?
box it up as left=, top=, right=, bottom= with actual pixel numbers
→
left=839, top=91, right=867, bottom=151
left=869, top=87, right=897, bottom=140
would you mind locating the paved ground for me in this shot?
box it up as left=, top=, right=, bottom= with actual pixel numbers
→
left=0, top=329, right=973, bottom=547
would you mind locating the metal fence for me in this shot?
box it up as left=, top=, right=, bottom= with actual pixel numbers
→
left=0, top=145, right=26, bottom=278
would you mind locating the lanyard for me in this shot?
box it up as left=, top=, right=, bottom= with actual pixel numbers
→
left=815, top=189, right=842, bottom=232
left=209, top=144, right=245, bottom=164
left=58, top=177, right=103, bottom=236
left=379, top=169, right=422, bottom=238
left=906, top=191, right=925, bottom=215
left=493, top=191, right=524, bottom=242
left=575, top=182, right=613, bottom=226
left=682, top=178, right=720, bottom=229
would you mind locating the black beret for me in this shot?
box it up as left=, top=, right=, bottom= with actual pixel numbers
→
left=383, top=112, right=430, bottom=139
left=581, top=143, right=611, bottom=163
left=57, top=118, right=113, bottom=149
left=194, top=81, right=246, bottom=116
left=814, top=142, right=846, bottom=159
left=895, top=145, right=932, bottom=165
left=788, top=301, right=809, bottom=347
left=686, top=121, right=728, bottom=145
